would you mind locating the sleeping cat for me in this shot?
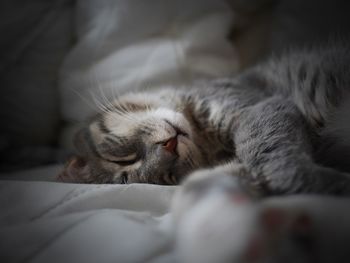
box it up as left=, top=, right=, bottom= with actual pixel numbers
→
left=58, top=44, right=350, bottom=196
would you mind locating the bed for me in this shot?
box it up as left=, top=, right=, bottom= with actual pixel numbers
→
left=1, top=0, right=350, bottom=262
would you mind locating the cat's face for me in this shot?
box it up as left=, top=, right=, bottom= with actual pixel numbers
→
left=58, top=91, right=205, bottom=184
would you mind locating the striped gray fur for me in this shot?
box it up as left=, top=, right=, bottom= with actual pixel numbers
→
left=61, top=44, right=350, bottom=195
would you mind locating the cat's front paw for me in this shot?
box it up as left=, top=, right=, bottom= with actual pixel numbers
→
left=171, top=163, right=262, bottom=263
left=172, top=162, right=250, bottom=223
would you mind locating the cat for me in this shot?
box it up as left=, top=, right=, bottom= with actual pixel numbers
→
left=58, top=43, right=350, bottom=196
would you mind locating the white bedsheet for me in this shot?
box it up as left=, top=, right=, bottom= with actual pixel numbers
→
left=0, top=175, right=177, bottom=263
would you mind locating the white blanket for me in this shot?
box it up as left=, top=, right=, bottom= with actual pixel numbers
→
left=3, top=169, right=350, bottom=263
left=0, top=174, right=177, bottom=263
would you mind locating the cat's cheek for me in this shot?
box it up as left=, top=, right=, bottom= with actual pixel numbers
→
left=177, top=135, right=190, bottom=156
left=57, top=156, right=91, bottom=183
left=177, top=136, right=201, bottom=164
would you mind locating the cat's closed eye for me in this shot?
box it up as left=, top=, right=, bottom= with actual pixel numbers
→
left=105, top=153, right=139, bottom=166
left=111, top=159, right=137, bottom=166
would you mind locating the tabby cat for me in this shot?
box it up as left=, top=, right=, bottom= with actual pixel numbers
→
left=58, top=44, right=350, bottom=196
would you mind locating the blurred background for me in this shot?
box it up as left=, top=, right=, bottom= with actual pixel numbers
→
left=1, top=0, right=350, bottom=174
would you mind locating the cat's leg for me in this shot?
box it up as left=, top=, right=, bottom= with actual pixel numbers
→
left=234, top=96, right=350, bottom=195
left=172, top=167, right=316, bottom=263
left=172, top=162, right=252, bottom=222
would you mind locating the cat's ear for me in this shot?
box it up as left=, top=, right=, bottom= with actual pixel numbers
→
left=73, top=128, right=91, bottom=155
left=56, top=156, right=91, bottom=183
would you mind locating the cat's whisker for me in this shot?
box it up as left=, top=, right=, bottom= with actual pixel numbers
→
left=109, top=83, right=120, bottom=103
left=119, top=108, right=142, bottom=124
left=91, top=96, right=109, bottom=114
left=144, top=99, right=151, bottom=114
left=92, top=99, right=126, bottom=126
left=90, top=92, right=113, bottom=115
left=110, top=87, right=133, bottom=116
left=141, top=93, right=153, bottom=114
left=188, top=157, right=196, bottom=169
left=110, top=95, right=142, bottom=124
left=183, top=154, right=194, bottom=170
left=188, top=153, right=199, bottom=170
left=108, top=85, right=147, bottom=124
left=92, top=85, right=141, bottom=124
left=97, top=84, right=116, bottom=113
left=110, top=107, right=136, bottom=123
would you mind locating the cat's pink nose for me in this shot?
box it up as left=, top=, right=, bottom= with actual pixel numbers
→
left=162, top=137, right=177, bottom=154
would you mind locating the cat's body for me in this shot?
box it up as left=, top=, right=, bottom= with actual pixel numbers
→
left=59, top=44, right=350, bottom=195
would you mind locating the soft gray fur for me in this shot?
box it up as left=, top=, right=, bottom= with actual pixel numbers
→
left=59, top=44, right=350, bottom=196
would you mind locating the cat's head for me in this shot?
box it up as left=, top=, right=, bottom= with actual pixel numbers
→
left=58, top=90, right=205, bottom=184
